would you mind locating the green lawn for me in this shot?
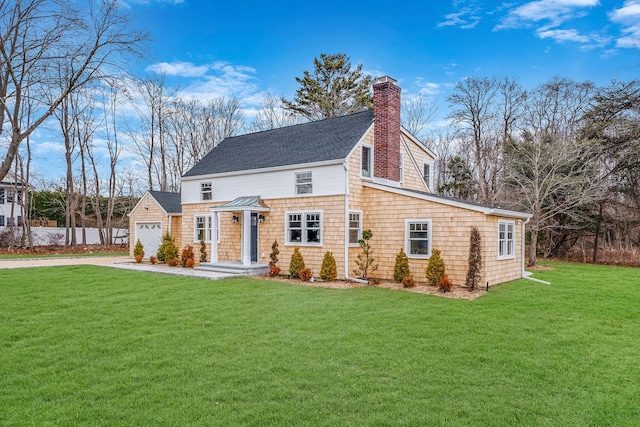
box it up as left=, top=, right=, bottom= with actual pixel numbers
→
left=1, top=262, right=638, bottom=426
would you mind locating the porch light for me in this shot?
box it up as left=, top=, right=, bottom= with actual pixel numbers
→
left=259, top=214, right=265, bottom=223
left=232, top=215, right=239, bottom=224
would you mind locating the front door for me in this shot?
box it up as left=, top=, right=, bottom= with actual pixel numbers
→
left=250, top=213, right=258, bottom=263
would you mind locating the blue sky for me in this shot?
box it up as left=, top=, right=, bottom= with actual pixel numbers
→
left=21, top=0, right=640, bottom=183
left=124, top=0, right=639, bottom=119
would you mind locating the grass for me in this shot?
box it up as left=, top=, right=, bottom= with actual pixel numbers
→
left=1, top=261, right=638, bottom=426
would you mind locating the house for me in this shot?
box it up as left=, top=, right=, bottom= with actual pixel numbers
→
left=0, top=180, right=26, bottom=230
left=130, top=76, right=531, bottom=285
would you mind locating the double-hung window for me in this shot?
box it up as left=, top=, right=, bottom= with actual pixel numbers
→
left=195, top=215, right=212, bottom=242
left=200, top=182, right=212, bottom=201
left=348, top=211, right=362, bottom=245
left=423, top=162, right=431, bottom=189
left=361, top=145, right=372, bottom=178
left=295, top=172, right=313, bottom=195
left=0, top=215, right=4, bottom=227
left=0, top=189, right=4, bottom=204
left=405, top=219, right=432, bottom=258
left=286, top=211, right=322, bottom=245
left=498, top=221, right=515, bottom=259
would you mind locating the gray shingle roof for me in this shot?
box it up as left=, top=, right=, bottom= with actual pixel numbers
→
left=149, top=191, right=182, bottom=214
left=183, top=110, right=374, bottom=177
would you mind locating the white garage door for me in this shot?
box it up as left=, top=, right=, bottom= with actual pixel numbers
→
left=136, top=222, right=162, bottom=259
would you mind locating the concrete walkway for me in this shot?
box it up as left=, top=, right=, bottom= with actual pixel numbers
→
left=0, top=256, right=236, bottom=280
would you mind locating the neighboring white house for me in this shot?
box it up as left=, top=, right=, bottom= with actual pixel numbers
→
left=0, top=181, right=26, bottom=230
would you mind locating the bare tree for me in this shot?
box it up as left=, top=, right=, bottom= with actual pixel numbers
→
left=503, top=77, right=601, bottom=265
left=401, top=94, right=438, bottom=140
left=0, top=0, right=147, bottom=183
left=249, top=91, right=300, bottom=132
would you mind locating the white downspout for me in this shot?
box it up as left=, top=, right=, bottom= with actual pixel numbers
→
left=343, top=159, right=350, bottom=280
left=521, top=216, right=551, bottom=285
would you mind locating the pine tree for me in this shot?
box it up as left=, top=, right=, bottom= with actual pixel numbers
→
left=393, top=248, right=410, bottom=282
left=282, top=53, right=373, bottom=120
left=353, top=229, right=377, bottom=280
left=289, top=247, right=305, bottom=278
left=320, top=251, right=338, bottom=281
left=426, top=248, right=446, bottom=287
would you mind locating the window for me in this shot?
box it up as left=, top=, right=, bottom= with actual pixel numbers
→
left=0, top=215, right=4, bottom=227
left=17, top=216, right=22, bottom=227
left=348, top=211, right=362, bottom=244
left=286, top=211, right=322, bottom=245
left=399, top=153, right=404, bottom=183
left=498, top=221, right=515, bottom=259
left=405, top=219, right=432, bottom=258
left=0, top=188, right=3, bottom=204
left=295, top=172, right=312, bottom=195
left=361, top=145, right=372, bottom=178
left=200, top=182, right=212, bottom=201
left=195, top=215, right=212, bottom=242
left=423, top=162, right=431, bottom=189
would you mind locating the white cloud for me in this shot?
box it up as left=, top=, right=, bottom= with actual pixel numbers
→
left=537, top=28, right=590, bottom=42
left=438, top=7, right=482, bottom=29
left=497, top=0, right=599, bottom=30
left=146, top=61, right=210, bottom=77
left=609, top=0, right=640, bottom=48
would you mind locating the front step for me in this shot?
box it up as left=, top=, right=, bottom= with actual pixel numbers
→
left=196, top=262, right=269, bottom=276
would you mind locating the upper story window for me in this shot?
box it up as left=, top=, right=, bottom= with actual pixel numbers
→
left=0, top=188, right=3, bottom=204
left=201, top=182, right=212, bottom=201
left=399, top=153, right=405, bottom=183
left=0, top=215, right=4, bottom=226
left=498, top=221, right=515, bottom=259
left=295, top=172, right=313, bottom=195
left=286, top=211, right=322, bottom=245
left=405, top=219, right=432, bottom=258
left=423, top=162, right=431, bottom=190
left=348, top=211, right=362, bottom=245
left=361, top=145, right=372, bottom=178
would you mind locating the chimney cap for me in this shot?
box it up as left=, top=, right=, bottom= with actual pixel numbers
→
left=374, top=76, right=397, bottom=85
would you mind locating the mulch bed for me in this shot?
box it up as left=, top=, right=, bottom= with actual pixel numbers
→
left=261, top=275, right=486, bottom=300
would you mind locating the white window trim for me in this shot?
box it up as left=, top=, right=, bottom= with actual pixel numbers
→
left=295, top=171, right=313, bottom=196
left=498, top=220, right=516, bottom=260
left=200, top=182, right=213, bottom=201
left=348, top=210, right=362, bottom=246
left=194, top=215, right=212, bottom=243
left=399, top=153, right=405, bottom=183
left=285, top=210, right=323, bottom=246
left=361, top=144, right=373, bottom=179
left=405, top=218, right=432, bottom=259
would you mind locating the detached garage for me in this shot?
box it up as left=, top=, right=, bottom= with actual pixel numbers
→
left=129, top=191, right=182, bottom=259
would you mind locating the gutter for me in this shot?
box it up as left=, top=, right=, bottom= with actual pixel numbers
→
left=343, top=159, right=350, bottom=280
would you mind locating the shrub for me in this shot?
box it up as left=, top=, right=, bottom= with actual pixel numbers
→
left=438, top=275, right=453, bottom=293
left=135, top=254, right=143, bottom=264
left=167, top=258, right=179, bottom=267
left=181, top=245, right=195, bottom=268
left=269, top=240, right=280, bottom=268
left=289, top=247, right=305, bottom=278
left=393, top=248, right=410, bottom=282
left=199, top=240, right=207, bottom=263
left=298, top=268, right=312, bottom=282
left=353, top=229, right=377, bottom=280
left=133, top=239, right=145, bottom=258
left=269, top=265, right=281, bottom=276
left=149, top=256, right=157, bottom=265
left=320, top=251, right=337, bottom=281
left=157, top=233, right=179, bottom=263
left=186, top=258, right=195, bottom=268
left=402, top=275, right=416, bottom=288
left=465, top=226, right=482, bottom=291
left=426, top=248, right=446, bottom=286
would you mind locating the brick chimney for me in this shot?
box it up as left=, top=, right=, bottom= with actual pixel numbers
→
left=373, top=76, right=401, bottom=181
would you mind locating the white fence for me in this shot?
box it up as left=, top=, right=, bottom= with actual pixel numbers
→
left=26, top=227, right=128, bottom=246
